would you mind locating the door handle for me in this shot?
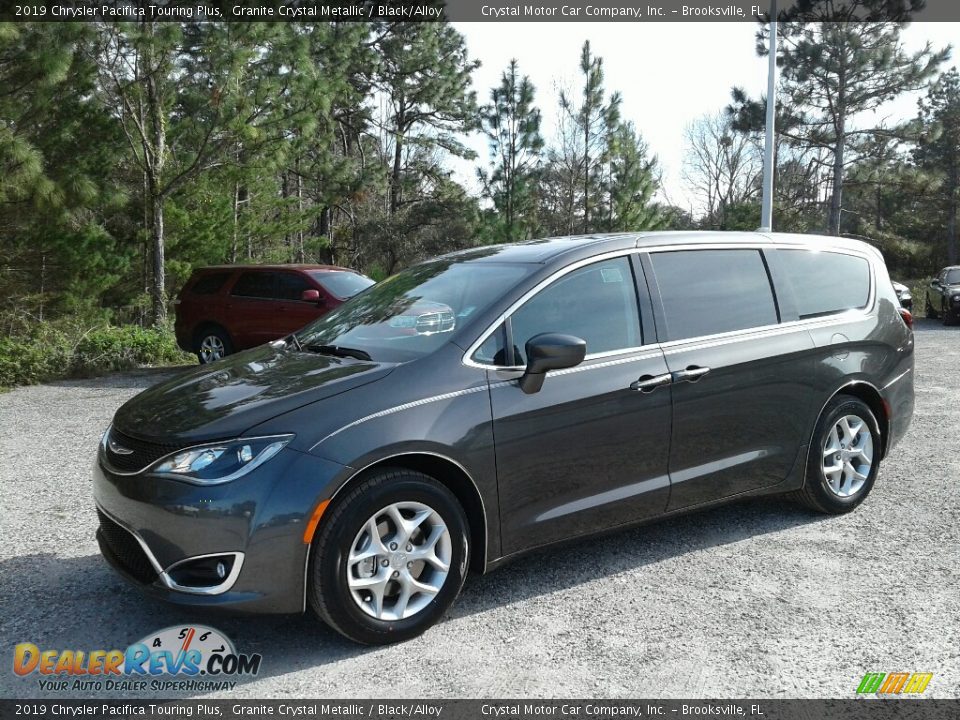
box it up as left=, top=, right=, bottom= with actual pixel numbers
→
left=630, top=373, right=673, bottom=393
left=672, top=365, right=711, bottom=383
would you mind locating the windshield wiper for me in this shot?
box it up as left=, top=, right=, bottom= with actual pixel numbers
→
left=304, top=344, right=372, bottom=361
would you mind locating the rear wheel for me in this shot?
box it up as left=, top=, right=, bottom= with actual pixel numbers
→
left=195, top=326, right=232, bottom=364
left=793, top=396, right=881, bottom=514
left=308, top=468, right=470, bottom=645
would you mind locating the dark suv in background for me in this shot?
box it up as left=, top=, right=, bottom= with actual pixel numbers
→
left=925, top=266, right=960, bottom=324
left=174, top=264, right=374, bottom=363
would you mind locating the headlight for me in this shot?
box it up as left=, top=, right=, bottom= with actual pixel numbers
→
left=148, top=435, right=293, bottom=485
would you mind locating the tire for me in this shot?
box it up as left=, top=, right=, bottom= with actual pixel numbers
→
left=194, top=325, right=233, bottom=364
left=308, top=468, right=470, bottom=645
left=943, top=308, right=957, bottom=326
left=793, top=396, right=881, bottom=515
left=925, top=299, right=938, bottom=319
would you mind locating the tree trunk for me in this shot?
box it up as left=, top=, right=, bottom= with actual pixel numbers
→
left=390, top=113, right=404, bottom=215
left=828, top=124, right=846, bottom=236
left=150, top=186, right=167, bottom=325
left=231, top=182, right=239, bottom=263
left=948, top=166, right=959, bottom=265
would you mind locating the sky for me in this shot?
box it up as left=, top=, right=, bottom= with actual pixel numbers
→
left=450, top=21, right=959, bottom=214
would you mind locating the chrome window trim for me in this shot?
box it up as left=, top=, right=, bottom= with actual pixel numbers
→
left=463, top=248, right=645, bottom=370
left=658, top=311, right=874, bottom=355
left=462, top=242, right=879, bottom=370
left=96, top=504, right=244, bottom=596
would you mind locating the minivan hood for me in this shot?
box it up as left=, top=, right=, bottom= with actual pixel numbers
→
left=112, top=344, right=395, bottom=444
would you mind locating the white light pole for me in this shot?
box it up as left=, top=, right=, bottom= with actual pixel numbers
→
left=759, top=0, right=778, bottom=233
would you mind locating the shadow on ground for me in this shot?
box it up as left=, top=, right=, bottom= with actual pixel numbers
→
left=0, top=495, right=825, bottom=696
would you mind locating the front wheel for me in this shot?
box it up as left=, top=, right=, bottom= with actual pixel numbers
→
left=926, top=299, right=938, bottom=319
left=308, top=468, right=470, bottom=645
left=793, top=396, right=881, bottom=514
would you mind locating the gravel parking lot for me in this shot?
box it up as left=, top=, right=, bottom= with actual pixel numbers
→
left=1, top=319, right=958, bottom=699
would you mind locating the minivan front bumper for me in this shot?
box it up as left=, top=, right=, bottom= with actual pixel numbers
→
left=92, top=446, right=349, bottom=614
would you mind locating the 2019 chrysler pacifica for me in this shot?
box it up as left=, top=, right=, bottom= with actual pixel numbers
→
left=94, top=232, right=915, bottom=644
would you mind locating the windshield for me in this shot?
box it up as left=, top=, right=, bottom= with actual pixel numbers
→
left=296, top=260, right=534, bottom=363
left=946, top=269, right=960, bottom=285
left=309, top=270, right=374, bottom=299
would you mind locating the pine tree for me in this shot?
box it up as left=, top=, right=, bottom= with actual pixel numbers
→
left=915, top=68, right=960, bottom=264
left=375, top=22, right=479, bottom=216
left=603, top=122, right=664, bottom=232
left=559, top=41, right=621, bottom=233
left=748, top=1, right=947, bottom=235
left=478, top=59, right=544, bottom=243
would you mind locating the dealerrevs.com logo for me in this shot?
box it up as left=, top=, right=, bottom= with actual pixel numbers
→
left=13, top=625, right=261, bottom=693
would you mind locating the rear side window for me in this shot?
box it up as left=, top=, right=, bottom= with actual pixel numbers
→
left=508, top=256, right=641, bottom=365
left=231, top=271, right=279, bottom=299
left=779, top=250, right=871, bottom=319
left=277, top=273, right=312, bottom=301
left=651, top=249, right=778, bottom=341
left=190, top=271, right=230, bottom=295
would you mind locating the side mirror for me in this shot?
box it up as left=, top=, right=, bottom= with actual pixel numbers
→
left=519, top=333, right=587, bottom=395
left=301, top=289, right=322, bottom=304
left=932, top=279, right=941, bottom=286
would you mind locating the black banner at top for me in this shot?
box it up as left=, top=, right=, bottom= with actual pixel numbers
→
left=2, top=0, right=960, bottom=22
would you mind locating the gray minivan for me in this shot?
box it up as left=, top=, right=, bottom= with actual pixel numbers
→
left=94, top=232, right=915, bottom=644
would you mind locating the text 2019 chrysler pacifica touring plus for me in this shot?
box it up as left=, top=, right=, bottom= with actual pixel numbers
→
left=94, top=232, right=915, bottom=644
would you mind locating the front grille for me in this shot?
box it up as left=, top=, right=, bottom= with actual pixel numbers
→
left=96, top=509, right=158, bottom=584
left=105, top=428, right=181, bottom=473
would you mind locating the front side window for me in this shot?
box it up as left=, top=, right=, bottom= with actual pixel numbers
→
left=477, top=256, right=641, bottom=366
left=277, top=273, right=313, bottom=301
left=297, top=261, right=534, bottom=363
left=779, top=250, right=871, bottom=319
left=651, top=249, right=778, bottom=341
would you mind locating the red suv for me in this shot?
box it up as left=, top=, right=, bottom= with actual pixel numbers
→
left=174, top=264, right=374, bottom=363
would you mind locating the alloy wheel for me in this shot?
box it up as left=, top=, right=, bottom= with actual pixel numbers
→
left=822, top=414, right=874, bottom=498
left=199, top=335, right=225, bottom=363
left=346, top=501, right=452, bottom=621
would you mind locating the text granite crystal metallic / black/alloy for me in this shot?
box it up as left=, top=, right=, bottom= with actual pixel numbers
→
left=93, top=231, right=915, bottom=645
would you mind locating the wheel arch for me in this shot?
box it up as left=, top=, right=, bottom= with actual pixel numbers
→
left=818, top=380, right=889, bottom=460
left=323, top=452, right=489, bottom=575
left=192, top=320, right=232, bottom=349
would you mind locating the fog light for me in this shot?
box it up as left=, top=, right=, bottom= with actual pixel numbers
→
left=166, top=554, right=236, bottom=589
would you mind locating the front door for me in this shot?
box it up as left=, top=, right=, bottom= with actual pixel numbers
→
left=483, top=254, right=673, bottom=556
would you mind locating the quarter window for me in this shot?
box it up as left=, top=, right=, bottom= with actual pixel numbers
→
left=190, top=271, right=231, bottom=295
left=500, top=256, right=642, bottom=366
left=779, top=250, right=871, bottom=319
left=651, top=249, right=778, bottom=341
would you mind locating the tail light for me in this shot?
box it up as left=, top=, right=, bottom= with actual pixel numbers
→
left=898, top=308, right=913, bottom=328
